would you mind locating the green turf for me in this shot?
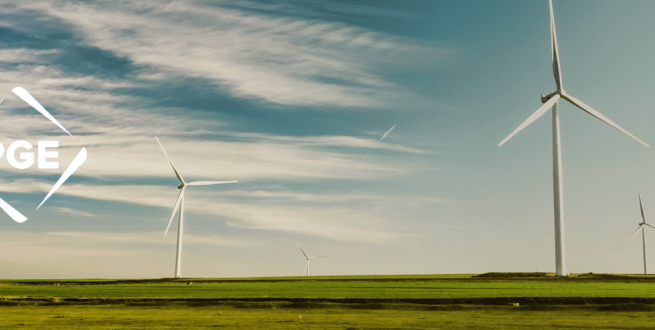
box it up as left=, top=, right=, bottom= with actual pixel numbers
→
left=0, top=303, right=654, bottom=329
left=3, top=274, right=655, bottom=329
left=2, top=274, right=655, bottom=299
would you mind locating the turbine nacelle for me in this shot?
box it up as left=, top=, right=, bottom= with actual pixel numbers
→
left=541, top=91, right=560, bottom=104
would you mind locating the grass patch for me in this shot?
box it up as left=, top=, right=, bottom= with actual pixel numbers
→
left=0, top=303, right=654, bottom=329
left=3, top=278, right=655, bottom=299
left=2, top=274, right=655, bottom=329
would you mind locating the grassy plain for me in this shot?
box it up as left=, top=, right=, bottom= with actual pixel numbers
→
left=2, top=273, right=655, bottom=329
left=2, top=303, right=655, bottom=329
left=2, top=273, right=655, bottom=299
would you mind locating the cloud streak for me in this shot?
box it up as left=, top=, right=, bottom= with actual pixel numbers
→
left=20, top=0, right=445, bottom=108
left=0, top=1, right=441, bottom=252
left=0, top=179, right=436, bottom=243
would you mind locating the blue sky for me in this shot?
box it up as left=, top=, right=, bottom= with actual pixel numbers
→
left=0, top=0, right=655, bottom=278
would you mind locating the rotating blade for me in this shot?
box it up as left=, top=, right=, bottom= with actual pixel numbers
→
left=302, top=261, right=309, bottom=276
left=164, top=187, right=185, bottom=236
left=498, top=94, right=560, bottom=147
left=155, top=137, right=186, bottom=184
left=638, top=184, right=647, bottom=223
left=549, top=0, right=563, bottom=91
left=562, top=94, right=648, bottom=148
left=623, top=225, right=645, bottom=247
left=296, top=241, right=308, bottom=259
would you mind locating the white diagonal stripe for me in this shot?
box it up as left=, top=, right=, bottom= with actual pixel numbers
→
left=12, top=87, right=74, bottom=137
left=0, top=197, right=27, bottom=223
left=37, top=147, right=87, bottom=210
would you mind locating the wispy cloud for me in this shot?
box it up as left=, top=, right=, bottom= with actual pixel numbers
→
left=19, top=0, right=446, bottom=108
left=0, top=179, right=435, bottom=243
left=52, top=207, right=94, bottom=217
left=47, top=231, right=255, bottom=246
left=0, top=49, right=59, bottom=63
left=0, top=61, right=424, bottom=181
left=0, top=1, right=439, bottom=249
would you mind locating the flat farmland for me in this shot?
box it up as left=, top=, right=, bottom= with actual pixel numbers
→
left=2, top=273, right=655, bottom=329
left=2, top=273, right=655, bottom=299
left=2, top=303, right=655, bottom=329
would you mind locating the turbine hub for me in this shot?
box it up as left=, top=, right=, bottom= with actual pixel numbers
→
left=540, top=91, right=559, bottom=104
left=178, top=184, right=184, bottom=189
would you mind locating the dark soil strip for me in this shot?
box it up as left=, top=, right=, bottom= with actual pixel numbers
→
left=3, top=296, right=655, bottom=306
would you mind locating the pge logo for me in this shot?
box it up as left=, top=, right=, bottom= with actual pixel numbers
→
left=0, top=87, right=87, bottom=223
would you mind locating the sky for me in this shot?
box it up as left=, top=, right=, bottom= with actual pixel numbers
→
left=1, top=0, right=655, bottom=278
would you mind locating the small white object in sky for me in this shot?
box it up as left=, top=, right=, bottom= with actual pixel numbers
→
left=356, top=124, right=396, bottom=170
left=379, top=124, right=396, bottom=142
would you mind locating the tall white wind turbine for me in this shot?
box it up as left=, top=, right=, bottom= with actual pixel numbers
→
left=623, top=185, right=655, bottom=275
left=498, top=0, right=648, bottom=276
left=297, top=241, right=328, bottom=277
left=156, top=137, right=237, bottom=278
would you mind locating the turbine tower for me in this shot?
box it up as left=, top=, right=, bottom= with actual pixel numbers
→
left=297, top=241, right=328, bottom=276
left=624, top=185, right=655, bottom=275
left=156, top=137, right=237, bottom=278
left=498, top=0, right=648, bottom=276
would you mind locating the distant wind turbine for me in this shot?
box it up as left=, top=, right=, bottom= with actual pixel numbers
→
left=297, top=241, right=328, bottom=276
left=156, top=137, right=237, bottom=278
left=497, top=0, right=648, bottom=276
left=356, top=124, right=396, bottom=170
left=623, top=185, right=655, bottom=275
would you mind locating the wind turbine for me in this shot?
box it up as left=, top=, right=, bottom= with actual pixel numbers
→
left=156, top=137, right=237, bottom=278
left=623, top=185, right=655, bottom=275
left=296, top=241, right=328, bottom=276
left=497, top=0, right=648, bottom=276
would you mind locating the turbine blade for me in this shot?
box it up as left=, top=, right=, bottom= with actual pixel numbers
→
left=36, top=147, right=87, bottom=210
left=12, top=87, right=73, bottom=137
left=155, top=137, right=186, bottom=184
left=623, top=225, right=645, bottom=247
left=0, top=197, right=27, bottom=223
left=646, top=222, right=655, bottom=230
left=302, top=261, right=309, bottom=276
left=498, top=94, right=560, bottom=147
left=310, top=256, right=329, bottom=260
left=562, top=94, right=649, bottom=148
left=296, top=241, right=308, bottom=259
left=165, top=188, right=185, bottom=236
left=638, top=184, right=647, bottom=223
left=550, top=0, right=563, bottom=91
left=186, top=181, right=238, bottom=186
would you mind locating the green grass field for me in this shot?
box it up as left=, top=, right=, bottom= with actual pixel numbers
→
left=2, top=303, right=655, bottom=329
left=2, top=273, right=655, bottom=329
left=3, top=273, right=655, bottom=299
